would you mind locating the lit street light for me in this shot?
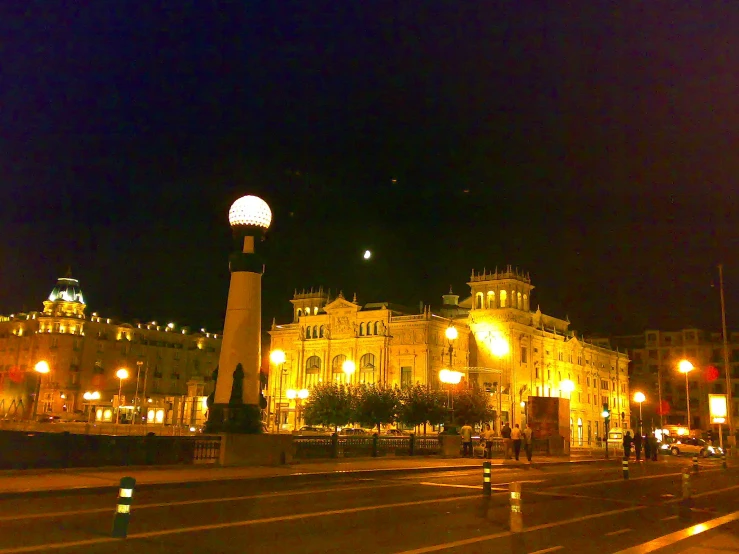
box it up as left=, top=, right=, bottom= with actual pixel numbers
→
left=633, top=391, right=646, bottom=436
left=286, top=388, right=310, bottom=430
left=342, top=360, right=356, bottom=379
left=270, top=349, right=287, bottom=432
left=678, top=359, right=695, bottom=433
left=83, top=391, right=101, bottom=424
left=115, top=368, right=129, bottom=426
left=439, top=369, right=464, bottom=427
left=31, top=361, right=50, bottom=420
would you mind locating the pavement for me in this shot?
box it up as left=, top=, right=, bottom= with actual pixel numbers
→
left=0, top=456, right=736, bottom=553
left=0, top=454, right=603, bottom=495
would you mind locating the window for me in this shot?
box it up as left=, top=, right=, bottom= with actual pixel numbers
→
left=558, top=352, right=563, bottom=362
left=686, top=332, right=695, bottom=341
left=313, top=326, right=318, bottom=339
left=305, top=307, right=311, bottom=315
left=648, top=350, right=657, bottom=359
left=535, top=367, right=540, bottom=379
left=517, top=292, right=522, bottom=310
left=305, top=356, right=321, bottom=388
left=50, top=337, right=59, bottom=349
left=401, top=366, right=412, bottom=388
left=500, top=290, right=507, bottom=308
left=374, top=322, right=380, bottom=335
left=360, top=353, right=376, bottom=371
left=601, top=380, right=608, bottom=390
left=647, top=333, right=657, bottom=342
left=587, top=377, right=590, bottom=387
left=578, top=356, right=582, bottom=365
left=521, top=347, right=528, bottom=364
left=476, top=293, right=483, bottom=310
left=297, top=309, right=302, bottom=318
left=621, top=384, right=626, bottom=393
left=487, top=291, right=495, bottom=309
left=664, top=336, right=672, bottom=344
left=359, top=323, right=365, bottom=336
left=332, top=355, right=348, bottom=382
left=601, top=396, right=608, bottom=406
left=319, top=325, right=325, bottom=338
left=304, top=327, right=311, bottom=340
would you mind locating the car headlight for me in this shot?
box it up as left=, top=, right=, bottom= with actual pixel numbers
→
left=660, top=444, right=670, bottom=450
left=708, top=446, right=715, bottom=453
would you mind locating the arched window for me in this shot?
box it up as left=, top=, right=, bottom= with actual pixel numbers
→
left=306, top=307, right=312, bottom=315
left=305, top=356, right=321, bottom=388
left=523, top=294, right=528, bottom=311
left=297, top=309, right=303, bottom=318
left=304, top=327, right=311, bottom=340
left=319, top=325, right=325, bottom=338
left=359, top=323, right=365, bottom=336
left=517, top=292, right=522, bottom=310
left=500, top=290, right=507, bottom=308
left=487, top=291, right=495, bottom=309
left=332, top=354, right=347, bottom=382
left=476, top=293, right=483, bottom=310
left=312, top=326, right=318, bottom=339
left=374, top=322, right=379, bottom=335
left=360, top=353, right=376, bottom=384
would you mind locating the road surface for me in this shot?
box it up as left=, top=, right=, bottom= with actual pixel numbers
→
left=0, top=456, right=736, bottom=553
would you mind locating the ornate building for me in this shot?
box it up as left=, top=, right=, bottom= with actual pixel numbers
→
left=0, top=272, right=221, bottom=427
left=269, top=266, right=631, bottom=441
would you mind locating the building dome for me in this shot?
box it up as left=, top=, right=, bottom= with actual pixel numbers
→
left=48, top=273, right=85, bottom=304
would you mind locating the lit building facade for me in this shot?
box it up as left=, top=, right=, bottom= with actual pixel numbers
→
left=269, top=266, right=630, bottom=441
left=613, top=328, right=739, bottom=431
left=0, top=273, right=221, bottom=426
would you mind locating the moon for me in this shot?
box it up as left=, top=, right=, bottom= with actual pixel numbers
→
left=363, top=250, right=372, bottom=260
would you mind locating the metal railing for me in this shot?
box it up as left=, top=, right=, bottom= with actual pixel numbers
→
left=293, top=434, right=443, bottom=459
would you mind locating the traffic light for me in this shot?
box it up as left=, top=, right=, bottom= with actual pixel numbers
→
left=601, top=404, right=611, bottom=421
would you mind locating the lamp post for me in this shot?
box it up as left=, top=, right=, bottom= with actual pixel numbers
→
left=633, top=391, right=646, bottom=436
left=287, top=388, right=310, bottom=430
left=270, top=349, right=286, bottom=432
left=678, top=360, right=694, bottom=433
left=439, top=369, right=463, bottom=426
left=115, top=368, right=129, bottom=427
left=561, top=379, right=575, bottom=443
left=31, top=361, right=50, bottom=420
left=83, top=391, right=101, bottom=425
left=445, top=324, right=458, bottom=369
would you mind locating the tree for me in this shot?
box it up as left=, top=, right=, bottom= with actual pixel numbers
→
left=397, top=385, right=447, bottom=434
left=453, top=387, right=496, bottom=427
left=353, top=384, right=400, bottom=433
left=302, top=382, right=354, bottom=431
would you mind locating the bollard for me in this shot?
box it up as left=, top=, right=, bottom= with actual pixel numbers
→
left=679, top=468, right=692, bottom=518
left=722, top=452, right=727, bottom=470
left=409, top=433, right=415, bottom=456
left=622, top=459, right=629, bottom=480
left=112, top=476, right=136, bottom=538
left=692, top=455, right=699, bottom=473
left=372, top=433, right=379, bottom=457
left=509, top=482, right=523, bottom=532
left=483, top=461, right=492, bottom=496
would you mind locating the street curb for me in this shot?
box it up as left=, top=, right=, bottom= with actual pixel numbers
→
left=0, top=458, right=614, bottom=500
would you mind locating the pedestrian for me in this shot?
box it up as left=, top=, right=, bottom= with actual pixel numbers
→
left=460, top=422, right=473, bottom=457
left=483, top=423, right=495, bottom=459
left=623, top=431, right=633, bottom=460
left=523, top=423, right=534, bottom=462
left=644, top=433, right=652, bottom=460
left=650, top=435, right=658, bottom=461
left=502, top=423, right=512, bottom=459
left=511, top=423, right=523, bottom=461
left=634, top=432, right=643, bottom=461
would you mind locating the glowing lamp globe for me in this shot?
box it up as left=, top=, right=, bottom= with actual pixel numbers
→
left=445, top=326, right=458, bottom=341
left=342, top=360, right=356, bottom=376
left=270, top=349, right=286, bottom=365
left=678, top=360, right=694, bottom=374
left=560, top=379, right=575, bottom=394
left=228, top=195, right=272, bottom=229
left=634, top=391, right=646, bottom=403
left=34, top=361, right=50, bottom=374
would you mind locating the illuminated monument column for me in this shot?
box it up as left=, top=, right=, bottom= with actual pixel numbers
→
left=207, top=195, right=271, bottom=433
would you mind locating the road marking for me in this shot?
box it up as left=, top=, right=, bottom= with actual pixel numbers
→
left=0, top=482, right=409, bottom=522
left=529, top=547, right=564, bottom=554
left=613, top=509, right=739, bottom=553
left=660, top=515, right=678, bottom=521
left=0, top=494, right=482, bottom=553
left=529, top=491, right=636, bottom=505
left=605, top=528, right=632, bottom=536
left=550, top=468, right=722, bottom=490
left=393, top=505, right=646, bottom=553
left=663, top=482, right=739, bottom=504
left=419, top=482, right=483, bottom=490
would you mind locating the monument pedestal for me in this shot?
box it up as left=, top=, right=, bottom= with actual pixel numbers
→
left=219, top=433, right=294, bottom=466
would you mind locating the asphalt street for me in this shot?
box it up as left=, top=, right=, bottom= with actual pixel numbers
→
left=0, top=457, right=736, bottom=553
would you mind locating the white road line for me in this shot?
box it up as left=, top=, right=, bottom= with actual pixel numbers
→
left=613, top=509, right=739, bottom=553
left=0, top=482, right=408, bottom=522
left=605, top=528, right=632, bottom=536
left=550, top=468, right=722, bottom=490
left=418, top=482, right=483, bottom=490
left=529, top=547, right=564, bottom=554
left=660, top=515, right=678, bottom=521
left=0, top=494, right=480, bottom=554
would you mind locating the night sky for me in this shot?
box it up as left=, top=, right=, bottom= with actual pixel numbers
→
left=2, top=3, right=738, bottom=337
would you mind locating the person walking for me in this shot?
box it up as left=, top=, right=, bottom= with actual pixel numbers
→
left=633, top=432, right=643, bottom=461
left=501, top=423, right=512, bottom=459
left=523, top=423, right=534, bottom=462
left=483, top=423, right=495, bottom=459
left=644, top=432, right=652, bottom=460
left=460, top=423, right=473, bottom=457
left=623, top=431, right=633, bottom=460
left=511, top=423, right=523, bottom=461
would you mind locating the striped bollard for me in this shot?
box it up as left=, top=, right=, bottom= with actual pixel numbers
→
left=509, top=482, right=523, bottom=532
left=483, top=461, right=492, bottom=496
left=722, top=452, right=727, bottom=469
left=692, top=455, right=699, bottom=473
left=679, top=468, right=692, bottom=518
left=112, top=476, right=136, bottom=538
left=622, top=459, right=629, bottom=480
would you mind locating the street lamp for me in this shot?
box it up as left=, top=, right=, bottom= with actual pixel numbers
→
left=445, top=324, right=458, bottom=368
left=31, top=361, right=50, bottom=420
left=115, top=368, right=129, bottom=426
left=342, top=360, right=356, bottom=381
left=83, top=391, right=101, bottom=424
left=678, top=359, right=694, bottom=433
left=633, top=391, right=646, bottom=436
left=439, top=369, right=463, bottom=426
left=286, top=388, right=310, bottom=430
left=270, top=349, right=287, bottom=432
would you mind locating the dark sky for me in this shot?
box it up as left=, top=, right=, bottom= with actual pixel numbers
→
left=2, top=2, right=739, bottom=337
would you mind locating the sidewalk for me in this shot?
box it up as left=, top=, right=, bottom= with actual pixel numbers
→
left=0, top=455, right=606, bottom=496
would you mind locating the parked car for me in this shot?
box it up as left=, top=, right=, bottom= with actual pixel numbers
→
left=339, top=428, right=367, bottom=436
left=667, top=437, right=722, bottom=457
left=384, top=429, right=407, bottom=436
left=36, top=415, right=61, bottom=424
left=294, top=426, right=330, bottom=436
